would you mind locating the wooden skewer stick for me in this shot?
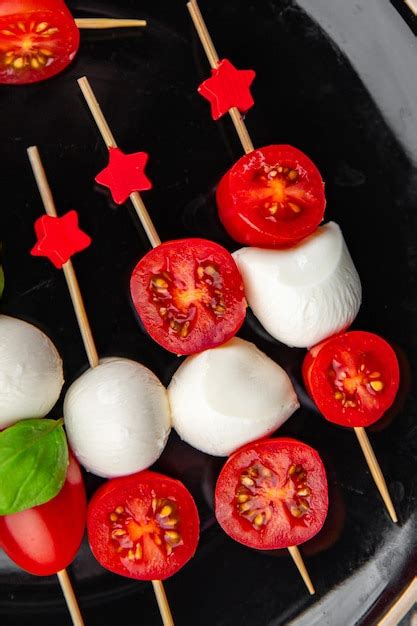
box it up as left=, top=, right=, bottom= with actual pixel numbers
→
left=77, top=76, right=161, bottom=249
left=287, top=546, right=315, bottom=595
left=57, top=569, right=85, bottom=626
left=188, top=0, right=318, bottom=592
left=152, top=580, right=175, bottom=626
left=27, top=145, right=174, bottom=626
left=27, top=146, right=99, bottom=369
left=187, top=0, right=254, bottom=155
left=189, top=0, right=315, bottom=594
left=354, top=427, right=398, bottom=523
left=75, top=18, right=147, bottom=29
left=402, top=0, right=417, bottom=16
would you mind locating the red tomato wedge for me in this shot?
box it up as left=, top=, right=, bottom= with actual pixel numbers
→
left=87, top=471, right=200, bottom=581
left=0, top=453, right=86, bottom=575
left=216, top=145, right=326, bottom=247
left=303, top=331, right=400, bottom=427
left=0, top=0, right=79, bottom=84
left=215, top=438, right=328, bottom=550
left=130, top=238, right=246, bottom=355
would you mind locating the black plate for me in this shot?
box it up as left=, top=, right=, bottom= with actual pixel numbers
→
left=1, top=1, right=416, bottom=624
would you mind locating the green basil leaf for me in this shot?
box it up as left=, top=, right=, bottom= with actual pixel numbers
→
left=0, top=418, right=68, bottom=514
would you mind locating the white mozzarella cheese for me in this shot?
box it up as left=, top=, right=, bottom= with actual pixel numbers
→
left=0, top=315, right=64, bottom=429
left=233, top=222, right=361, bottom=348
left=168, top=337, right=299, bottom=456
left=64, top=358, right=171, bottom=478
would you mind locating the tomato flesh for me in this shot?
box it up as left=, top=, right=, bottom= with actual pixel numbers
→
left=130, top=238, right=246, bottom=355
left=216, top=145, right=326, bottom=247
left=0, top=1, right=79, bottom=84
left=0, top=453, right=86, bottom=575
left=87, top=470, right=199, bottom=581
left=303, top=331, right=400, bottom=427
left=215, top=438, right=328, bottom=549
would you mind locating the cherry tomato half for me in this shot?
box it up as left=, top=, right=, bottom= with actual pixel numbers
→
left=87, top=470, right=200, bottom=581
left=0, top=1, right=80, bottom=84
left=130, top=238, right=246, bottom=355
left=215, top=438, right=328, bottom=549
left=302, top=331, right=400, bottom=427
left=0, top=453, right=86, bottom=575
left=216, top=145, right=326, bottom=247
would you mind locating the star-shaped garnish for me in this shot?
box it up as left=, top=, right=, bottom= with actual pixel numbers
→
left=31, top=210, right=91, bottom=269
left=95, top=147, right=152, bottom=204
left=197, top=58, right=256, bottom=120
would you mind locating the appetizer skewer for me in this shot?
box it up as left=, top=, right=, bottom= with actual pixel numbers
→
left=27, top=146, right=176, bottom=626
left=187, top=0, right=398, bottom=523
left=77, top=78, right=316, bottom=596
left=78, top=76, right=246, bottom=356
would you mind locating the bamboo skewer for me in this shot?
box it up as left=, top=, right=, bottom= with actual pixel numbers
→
left=354, top=427, right=398, bottom=523
left=152, top=580, right=175, bottom=626
left=27, top=146, right=174, bottom=626
left=187, top=0, right=398, bottom=527
left=77, top=76, right=161, bottom=249
left=287, top=546, right=315, bottom=595
left=57, top=570, right=85, bottom=626
left=75, top=18, right=147, bottom=29
left=187, top=0, right=254, bottom=154
left=27, top=146, right=99, bottom=370
left=187, top=0, right=315, bottom=593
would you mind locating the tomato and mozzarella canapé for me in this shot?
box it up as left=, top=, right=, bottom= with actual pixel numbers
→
left=233, top=222, right=361, bottom=348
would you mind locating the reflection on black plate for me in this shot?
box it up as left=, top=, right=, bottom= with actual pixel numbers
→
left=0, top=1, right=416, bottom=624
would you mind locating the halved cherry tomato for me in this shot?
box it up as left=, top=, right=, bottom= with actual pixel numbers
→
left=216, top=145, right=326, bottom=247
left=215, top=438, right=328, bottom=549
left=0, top=1, right=80, bottom=84
left=130, top=238, right=246, bottom=355
left=87, top=470, right=200, bottom=581
left=0, top=453, right=86, bottom=575
left=303, top=331, right=400, bottom=427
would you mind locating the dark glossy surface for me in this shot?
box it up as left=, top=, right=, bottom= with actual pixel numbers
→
left=0, top=1, right=416, bottom=624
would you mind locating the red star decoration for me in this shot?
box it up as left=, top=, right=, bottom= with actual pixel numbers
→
left=197, top=58, right=256, bottom=120
left=31, top=210, right=91, bottom=269
left=95, top=147, right=152, bottom=204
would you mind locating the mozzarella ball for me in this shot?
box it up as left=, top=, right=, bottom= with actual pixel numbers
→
left=233, top=222, right=362, bottom=348
left=168, top=337, right=299, bottom=456
left=0, top=314, right=64, bottom=429
left=64, top=358, right=171, bottom=478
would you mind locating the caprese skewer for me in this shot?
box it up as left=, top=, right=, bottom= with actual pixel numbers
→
left=27, top=145, right=199, bottom=626
left=78, top=76, right=247, bottom=356
left=187, top=0, right=398, bottom=523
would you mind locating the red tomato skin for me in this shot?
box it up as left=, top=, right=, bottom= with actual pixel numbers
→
left=130, top=238, right=247, bottom=355
left=0, top=0, right=79, bottom=85
left=216, top=145, right=326, bottom=247
left=87, top=470, right=200, bottom=581
left=303, top=331, right=400, bottom=427
left=215, top=438, right=328, bottom=550
left=0, top=453, right=86, bottom=575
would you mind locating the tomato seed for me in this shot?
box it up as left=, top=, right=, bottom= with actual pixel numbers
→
left=370, top=380, right=384, bottom=391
